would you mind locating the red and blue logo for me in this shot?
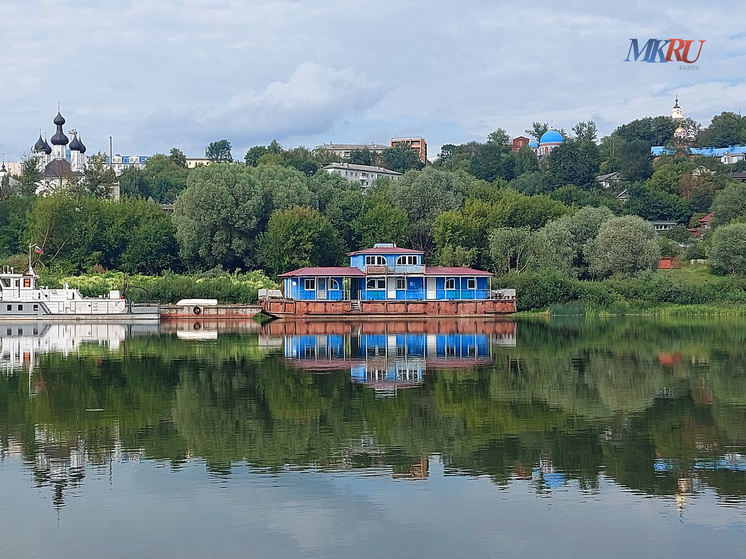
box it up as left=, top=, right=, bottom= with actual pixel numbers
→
left=625, top=39, right=705, bottom=63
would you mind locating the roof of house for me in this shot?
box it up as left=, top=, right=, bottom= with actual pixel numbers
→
left=324, top=162, right=401, bottom=175
left=280, top=267, right=366, bottom=278
left=349, top=246, right=422, bottom=256
left=425, top=266, right=492, bottom=277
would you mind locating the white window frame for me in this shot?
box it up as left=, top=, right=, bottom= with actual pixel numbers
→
left=396, top=277, right=406, bottom=290
left=304, top=278, right=316, bottom=291
left=365, top=255, right=386, bottom=266
left=445, top=278, right=456, bottom=290
left=396, top=255, right=418, bottom=266
left=366, top=278, right=386, bottom=290
left=329, top=279, right=340, bottom=290
left=466, top=278, right=476, bottom=290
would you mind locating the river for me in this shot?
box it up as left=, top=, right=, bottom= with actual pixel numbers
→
left=0, top=317, right=744, bottom=558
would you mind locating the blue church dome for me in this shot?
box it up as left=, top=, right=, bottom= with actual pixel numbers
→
left=539, top=130, right=564, bottom=144
left=528, top=140, right=539, bottom=148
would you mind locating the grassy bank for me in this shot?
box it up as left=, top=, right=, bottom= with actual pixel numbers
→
left=501, top=265, right=746, bottom=316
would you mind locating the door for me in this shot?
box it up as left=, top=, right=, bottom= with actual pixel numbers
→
left=317, top=278, right=327, bottom=300
left=387, top=278, right=396, bottom=300
left=426, top=277, right=436, bottom=300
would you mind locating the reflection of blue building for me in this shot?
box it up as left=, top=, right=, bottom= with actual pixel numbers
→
left=283, top=331, right=494, bottom=395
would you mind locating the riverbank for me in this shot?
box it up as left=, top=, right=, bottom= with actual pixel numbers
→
left=502, top=265, right=746, bottom=315
left=37, top=264, right=746, bottom=317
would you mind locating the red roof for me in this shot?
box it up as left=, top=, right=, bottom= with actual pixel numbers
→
left=425, top=266, right=492, bottom=276
left=279, top=267, right=365, bottom=277
left=699, top=213, right=713, bottom=224
left=349, top=247, right=423, bottom=256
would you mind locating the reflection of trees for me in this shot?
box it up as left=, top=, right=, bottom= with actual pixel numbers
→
left=1, top=320, right=746, bottom=501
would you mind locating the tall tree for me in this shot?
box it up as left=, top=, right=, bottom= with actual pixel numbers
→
left=525, top=122, right=549, bottom=142
left=169, top=148, right=187, bottom=168
left=380, top=146, right=424, bottom=173
left=585, top=216, right=660, bottom=278
left=205, top=140, right=233, bottom=163
left=173, top=164, right=263, bottom=270
left=257, top=207, right=346, bottom=276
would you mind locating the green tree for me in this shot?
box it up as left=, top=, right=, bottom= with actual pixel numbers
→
left=547, top=139, right=601, bottom=189
left=257, top=207, right=346, bottom=276
left=244, top=145, right=268, bottom=167
left=173, top=164, right=264, bottom=270
left=380, top=146, right=424, bottom=173
left=348, top=148, right=375, bottom=166
left=487, top=128, right=510, bottom=145
left=205, top=140, right=233, bottom=163
left=572, top=121, right=598, bottom=143
left=388, top=168, right=468, bottom=253
left=585, top=215, right=660, bottom=278
left=248, top=164, right=315, bottom=229
left=75, top=152, right=118, bottom=197
left=169, top=148, right=187, bottom=168
left=352, top=187, right=410, bottom=249
left=469, top=142, right=516, bottom=182
left=698, top=112, right=746, bottom=148
left=18, top=154, right=42, bottom=196
left=526, top=122, right=549, bottom=142
left=707, top=223, right=746, bottom=274
left=489, top=227, right=535, bottom=274
left=710, top=180, right=746, bottom=227
left=142, top=153, right=190, bottom=203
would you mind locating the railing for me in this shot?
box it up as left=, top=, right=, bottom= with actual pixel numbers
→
left=354, top=288, right=515, bottom=302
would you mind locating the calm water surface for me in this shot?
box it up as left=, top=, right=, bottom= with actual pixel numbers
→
left=0, top=318, right=744, bottom=558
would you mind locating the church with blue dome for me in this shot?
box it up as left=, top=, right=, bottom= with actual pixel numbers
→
left=530, top=130, right=564, bottom=157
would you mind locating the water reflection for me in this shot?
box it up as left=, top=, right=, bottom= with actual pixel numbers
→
left=0, top=317, right=745, bottom=516
left=274, top=319, right=515, bottom=395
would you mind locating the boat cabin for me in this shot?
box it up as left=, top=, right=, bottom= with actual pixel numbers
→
left=279, top=243, right=496, bottom=302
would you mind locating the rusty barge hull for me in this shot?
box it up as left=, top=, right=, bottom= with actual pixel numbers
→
left=260, top=299, right=516, bottom=318
left=160, top=304, right=262, bottom=320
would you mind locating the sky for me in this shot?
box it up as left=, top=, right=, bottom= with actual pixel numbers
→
left=0, top=0, right=742, bottom=162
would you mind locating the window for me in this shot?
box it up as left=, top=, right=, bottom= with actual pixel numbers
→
left=467, top=278, right=476, bottom=289
left=365, top=255, right=386, bottom=266
left=366, top=278, right=386, bottom=290
left=396, top=255, right=418, bottom=266
left=6, top=304, right=10, bottom=311
left=33, top=304, right=38, bottom=311
left=23, top=278, right=30, bottom=288
left=445, top=278, right=456, bottom=290
left=304, top=278, right=316, bottom=291
left=329, top=279, right=340, bottom=290
left=396, top=277, right=406, bottom=290
left=17, top=305, right=23, bottom=311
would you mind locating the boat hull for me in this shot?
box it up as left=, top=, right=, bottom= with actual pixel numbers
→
left=260, top=299, right=516, bottom=318
left=160, top=304, right=262, bottom=320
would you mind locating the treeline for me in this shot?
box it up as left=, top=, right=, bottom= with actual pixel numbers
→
left=5, top=111, right=746, bottom=289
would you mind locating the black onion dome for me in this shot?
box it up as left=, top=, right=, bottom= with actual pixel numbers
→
left=43, top=138, right=52, bottom=154
left=50, top=126, right=68, bottom=146
left=33, top=134, right=46, bottom=152
left=53, top=111, right=65, bottom=126
left=78, top=136, right=86, bottom=154
left=69, top=133, right=83, bottom=151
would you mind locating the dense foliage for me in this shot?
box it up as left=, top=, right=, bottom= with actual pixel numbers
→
left=6, top=109, right=746, bottom=306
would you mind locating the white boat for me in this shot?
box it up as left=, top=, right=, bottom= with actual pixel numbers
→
left=0, top=265, right=159, bottom=321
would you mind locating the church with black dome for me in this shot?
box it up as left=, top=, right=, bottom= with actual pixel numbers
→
left=32, top=109, right=87, bottom=191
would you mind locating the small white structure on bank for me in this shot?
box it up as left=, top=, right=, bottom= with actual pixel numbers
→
left=323, top=162, right=402, bottom=187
